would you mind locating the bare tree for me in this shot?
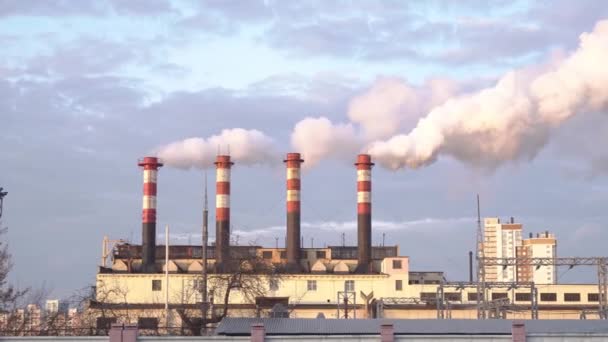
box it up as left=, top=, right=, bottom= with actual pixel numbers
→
left=208, top=255, right=281, bottom=321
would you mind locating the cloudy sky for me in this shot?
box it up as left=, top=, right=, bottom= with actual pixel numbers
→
left=2, top=0, right=608, bottom=298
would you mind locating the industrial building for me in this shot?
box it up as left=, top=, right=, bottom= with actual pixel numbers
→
left=89, top=153, right=608, bottom=334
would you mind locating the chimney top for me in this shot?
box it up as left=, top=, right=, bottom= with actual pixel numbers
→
left=284, top=152, right=304, bottom=162
left=214, top=155, right=234, bottom=166
left=138, top=156, right=163, bottom=167
left=355, top=154, right=374, bottom=166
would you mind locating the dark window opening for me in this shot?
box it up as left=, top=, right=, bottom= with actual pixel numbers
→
left=280, top=251, right=286, bottom=259
left=420, top=292, right=436, bottom=302
left=152, top=280, right=161, bottom=291
left=392, top=260, right=402, bottom=269
left=137, top=317, right=158, bottom=330
left=316, top=251, right=327, bottom=259
left=492, top=293, right=508, bottom=300
left=96, top=317, right=117, bottom=330
left=467, top=293, right=478, bottom=301
left=564, top=293, right=581, bottom=302
left=540, top=293, right=557, bottom=302
left=445, top=292, right=461, bottom=301
left=515, top=293, right=531, bottom=301
left=395, top=280, right=403, bottom=291
left=262, top=251, right=273, bottom=259
left=589, top=293, right=599, bottom=302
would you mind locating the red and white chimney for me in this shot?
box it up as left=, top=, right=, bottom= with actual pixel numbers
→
left=284, top=153, right=304, bottom=271
left=215, top=155, right=233, bottom=272
left=355, top=154, right=373, bottom=273
left=138, top=156, right=163, bottom=273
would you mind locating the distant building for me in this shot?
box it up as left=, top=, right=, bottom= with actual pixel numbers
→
left=483, top=217, right=523, bottom=282
left=518, top=232, right=557, bottom=284
left=484, top=217, right=557, bottom=285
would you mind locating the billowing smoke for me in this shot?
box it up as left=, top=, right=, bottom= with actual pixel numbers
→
left=291, top=77, right=458, bottom=167
left=290, top=117, right=361, bottom=168
left=156, top=128, right=278, bottom=169
left=367, top=20, right=608, bottom=170
left=347, top=77, right=458, bottom=140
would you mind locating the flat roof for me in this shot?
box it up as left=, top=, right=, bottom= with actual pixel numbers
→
left=216, top=318, right=608, bottom=336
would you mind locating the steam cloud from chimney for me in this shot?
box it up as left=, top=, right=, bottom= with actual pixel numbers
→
left=367, top=20, right=608, bottom=170
left=156, top=128, right=278, bottom=169
left=154, top=20, right=608, bottom=172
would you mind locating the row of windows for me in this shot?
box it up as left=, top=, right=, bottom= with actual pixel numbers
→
left=418, top=291, right=602, bottom=303
left=152, top=279, right=599, bottom=304
left=262, top=250, right=328, bottom=259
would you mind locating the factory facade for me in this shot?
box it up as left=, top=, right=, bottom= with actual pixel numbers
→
left=89, top=153, right=605, bottom=333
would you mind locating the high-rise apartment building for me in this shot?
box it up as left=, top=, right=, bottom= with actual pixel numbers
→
left=517, top=232, right=557, bottom=284
left=483, top=217, right=557, bottom=284
left=483, top=217, right=523, bottom=282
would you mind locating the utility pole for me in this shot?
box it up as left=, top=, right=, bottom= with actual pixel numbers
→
left=201, top=172, right=209, bottom=328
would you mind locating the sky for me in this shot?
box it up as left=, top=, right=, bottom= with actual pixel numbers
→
left=2, top=0, right=608, bottom=299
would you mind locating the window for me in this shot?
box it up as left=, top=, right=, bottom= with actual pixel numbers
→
left=307, top=280, right=317, bottom=291
left=152, top=280, right=162, bottom=291
left=300, top=250, right=308, bottom=259
left=588, top=293, right=599, bottom=302
left=420, top=292, right=436, bottom=302
left=345, top=280, right=355, bottom=292
left=445, top=292, right=461, bottom=301
left=409, top=280, right=420, bottom=284
left=96, top=317, right=117, bottom=330
left=316, top=251, right=327, bottom=259
left=492, top=293, right=508, bottom=300
left=467, top=293, right=478, bottom=301
left=395, top=280, right=403, bottom=291
left=564, top=293, right=581, bottom=302
left=392, top=260, right=403, bottom=269
left=540, top=293, right=557, bottom=301
left=269, top=278, right=279, bottom=291
left=137, top=317, right=159, bottom=330
left=280, top=251, right=286, bottom=259
left=515, top=293, right=531, bottom=301
left=262, top=251, right=273, bottom=259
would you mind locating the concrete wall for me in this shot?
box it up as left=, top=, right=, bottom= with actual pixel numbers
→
left=4, top=334, right=608, bottom=342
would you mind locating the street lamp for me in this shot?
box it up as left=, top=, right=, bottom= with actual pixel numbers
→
left=0, top=187, right=7, bottom=219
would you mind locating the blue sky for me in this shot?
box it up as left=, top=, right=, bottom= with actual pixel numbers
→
left=2, top=0, right=608, bottom=299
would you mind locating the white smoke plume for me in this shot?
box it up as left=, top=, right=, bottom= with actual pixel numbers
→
left=347, top=77, right=458, bottom=140
left=156, top=128, right=278, bottom=169
left=291, top=77, right=458, bottom=167
left=290, top=117, right=362, bottom=169
left=367, top=20, right=608, bottom=170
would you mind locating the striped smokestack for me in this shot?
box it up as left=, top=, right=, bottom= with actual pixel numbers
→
left=215, top=155, right=233, bottom=272
left=138, top=156, right=163, bottom=273
left=355, top=154, right=374, bottom=274
left=284, top=153, right=304, bottom=272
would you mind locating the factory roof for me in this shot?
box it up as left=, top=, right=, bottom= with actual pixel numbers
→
left=215, top=318, right=608, bottom=336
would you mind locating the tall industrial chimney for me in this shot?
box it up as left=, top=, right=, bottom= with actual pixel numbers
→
left=215, top=155, right=233, bottom=272
left=138, top=156, right=163, bottom=273
left=355, top=154, right=374, bottom=273
left=284, top=153, right=304, bottom=272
